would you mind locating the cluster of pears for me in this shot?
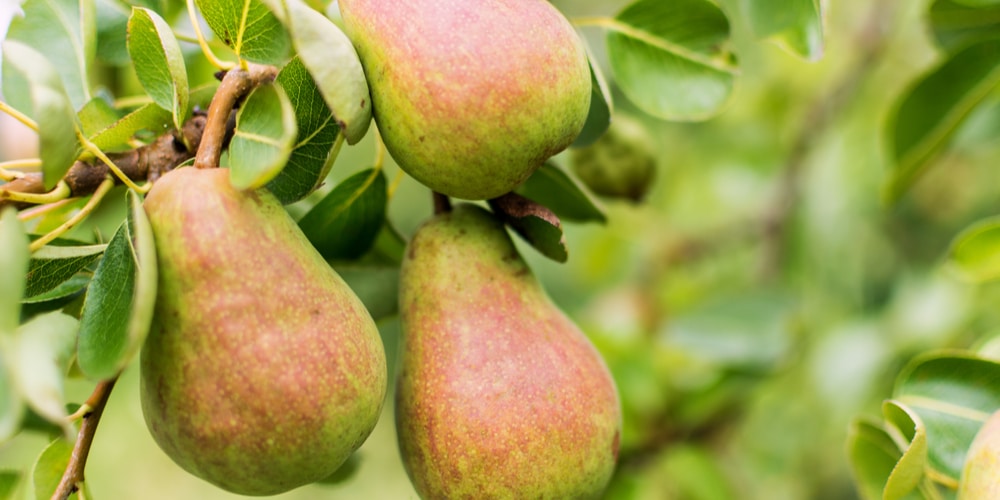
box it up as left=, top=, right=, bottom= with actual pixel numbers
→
left=140, top=167, right=387, bottom=495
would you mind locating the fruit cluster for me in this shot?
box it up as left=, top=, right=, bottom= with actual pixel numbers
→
left=138, top=0, right=622, bottom=497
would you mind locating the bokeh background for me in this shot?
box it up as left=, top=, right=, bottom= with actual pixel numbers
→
left=4, top=0, right=1000, bottom=498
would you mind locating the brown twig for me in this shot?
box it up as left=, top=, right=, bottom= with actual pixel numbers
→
left=51, top=377, right=118, bottom=500
left=194, top=63, right=278, bottom=169
left=433, top=191, right=451, bottom=215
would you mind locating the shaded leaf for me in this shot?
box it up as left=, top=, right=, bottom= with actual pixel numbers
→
left=0, top=209, right=29, bottom=334
left=743, top=0, right=824, bottom=61
left=488, top=192, right=568, bottom=263
left=893, top=352, right=1000, bottom=482
left=269, top=0, right=372, bottom=144
left=5, top=312, right=77, bottom=437
left=2, top=42, right=81, bottom=190
left=195, top=0, right=290, bottom=64
left=572, top=56, right=613, bottom=147
left=882, top=400, right=928, bottom=500
left=930, top=0, right=1000, bottom=53
left=96, top=0, right=131, bottom=65
left=6, top=0, right=95, bottom=109
left=607, top=0, right=737, bottom=121
left=267, top=56, right=344, bottom=204
left=333, top=266, right=399, bottom=321
left=24, top=244, right=105, bottom=299
left=883, top=39, right=1000, bottom=202
left=229, top=82, right=297, bottom=190
left=128, top=7, right=188, bottom=130
left=77, top=191, right=158, bottom=380
left=31, top=438, right=73, bottom=500
left=516, top=163, right=605, bottom=223
left=299, top=168, right=387, bottom=260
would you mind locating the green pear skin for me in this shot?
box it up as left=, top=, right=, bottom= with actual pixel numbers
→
left=140, top=168, right=386, bottom=496
left=959, top=409, right=1000, bottom=499
left=339, top=0, right=591, bottom=200
left=396, top=204, right=621, bottom=498
left=571, top=114, right=657, bottom=202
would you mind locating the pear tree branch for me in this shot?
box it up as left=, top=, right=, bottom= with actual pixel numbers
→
left=194, top=63, right=278, bottom=170
left=51, top=377, right=118, bottom=500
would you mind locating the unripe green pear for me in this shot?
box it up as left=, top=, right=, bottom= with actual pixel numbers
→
left=339, top=0, right=591, bottom=200
left=571, top=114, right=657, bottom=202
left=396, top=204, right=621, bottom=498
left=959, top=409, right=1000, bottom=499
left=139, top=167, right=386, bottom=496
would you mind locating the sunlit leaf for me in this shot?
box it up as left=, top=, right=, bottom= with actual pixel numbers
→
left=0, top=356, right=24, bottom=443
left=267, top=56, right=343, bottom=204
left=606, top=0, right=737, bottom=121
left=947, top=215, right=1000, bottom=282
left=77, top=96, right=121, bottom=138
left=299, top=168, right=387, bottom=260
left=5, top=312, right=77, bottom=436
left=6, top=0, right=95, bottom=109
left=31, top=438, right=73, bottom=500
left=229, top=82, right=297, bottom=190
left=128, top=7, right=188, bottom=130
left=2, top=41, right=81, bottom=190
left=488, top=193, right=568, bottom=263
left=0, top=470, right=19, bottom=500
left=848, top=419, right=906, bottom=500
left=90, top=101, right=173, bottom=151
left=881, top=401, right=927, bottom=500
left=0, top=209, right=29, bottom=334
left=516, top=163, right=605, bottom=223
left=195, top=0, right=290, bottom=64
left=743, top=0, right=824, bottom=61
left=884, top=39, right=1000, bottom=202
left=24, top=244, right=105, bottom=299
left=268, top=0, right=372, bottom=144
left=77, top=191, right=158, bottom=380
left=893, top=352, right=1000, bottom=482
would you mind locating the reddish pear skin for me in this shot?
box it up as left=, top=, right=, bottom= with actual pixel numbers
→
left=959, top=409, right=1000, bottom=499
left=139, top=168, right=386, bottom=496
left=338, top=0, right=591, bottom=200
left=396, top=204, right=622, bottom=498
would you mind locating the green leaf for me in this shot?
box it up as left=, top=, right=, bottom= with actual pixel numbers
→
left=128, top=7, right=189, bottom=131
left=516, top=163, right=606, bottom=224
left=229, top=82, right=297, bottom=190
left=606, top=0, right=737, bottom=121
left=848, top=419, right=906, bottom=500
left=488, top=193, right=568, bottom=263
left=6, top=0, right=95, bottom=110
left=90, top=101, right=173, bottom=151
left=893, top=352, right=1000, bottom=482
left=743, top=0, right=824, bottom=61
left=267, top=56, right=344, bottom=204
left=31, top=438, right=73, bottom=500
left=5, top=312, right=78, bottom=437
left=572, top=54, right=613, bottom=147
left=947, top=215, right=1000, bottom=282
left=0, top=470, right=19, bottom=500
left=930, top=0, right=1000, bottom=53
left=0, top=209, right=29, bottom=334
left=0, top=356, right=24, bottom=443
left=96, top=0, right=131, bottom=66
left=883, top=39, right=1000, bottom=202
left=22, top=275, right=91, bottom=306
left=77, top=191, right=158, bottom=380
left=333, top=265, right=399, bottom=321
left=270, top=0, right=372, bottom=144
left=24, top=244, right=105, bottom=300
left=2, top=42, right=81, bottom=190
left=77, top=96, right=122, bottom=138
left=881, top=401, right=928, bottom=500
left=195, top=0, right=290, bottom=64
left=298, top=168, right=387, bottom=260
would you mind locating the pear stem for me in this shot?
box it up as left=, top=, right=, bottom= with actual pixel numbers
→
left=51, top=377, right=118, bottom=500
left=433, top=192, right=451, bottom=215
left=194, top=63, right=278, bottom=170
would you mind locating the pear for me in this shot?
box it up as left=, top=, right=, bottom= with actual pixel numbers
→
left=959, top=409, right=1000, bottom=499
left=339, top=0, right=591, bottom=201
left=571, top=114, right=658, bottom=202
left=396, top=204, right=621, bottom=498
left=139, top=167, right=386, bottom=496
